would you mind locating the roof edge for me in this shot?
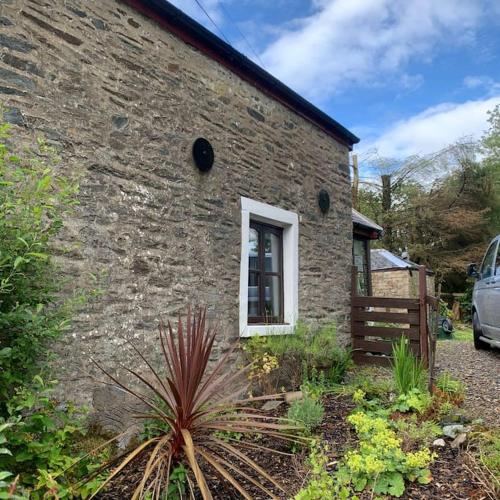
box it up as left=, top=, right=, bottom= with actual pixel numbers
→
left=122, top=0, right=360, bottom=149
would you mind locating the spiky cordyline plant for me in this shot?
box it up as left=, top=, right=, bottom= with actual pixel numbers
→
left=89, top=307, right=303, bottom=499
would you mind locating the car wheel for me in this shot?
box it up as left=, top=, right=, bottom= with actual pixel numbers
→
left=473, top=311, right=489, bottom=350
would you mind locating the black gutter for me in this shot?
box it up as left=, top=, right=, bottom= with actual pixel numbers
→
left=123, top=0, right=360, bottom=148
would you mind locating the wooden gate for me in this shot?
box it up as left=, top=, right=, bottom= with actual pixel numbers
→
left=351, top=265, right=438, bottom=369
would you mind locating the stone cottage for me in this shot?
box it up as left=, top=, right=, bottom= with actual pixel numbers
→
left=0, top=0, right=359, bottom=407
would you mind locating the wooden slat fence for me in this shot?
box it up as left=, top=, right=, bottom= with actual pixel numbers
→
left=351, top=265, right=437, bottom=368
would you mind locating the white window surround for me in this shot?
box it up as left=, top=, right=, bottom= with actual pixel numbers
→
left=239, top=197, right=299, bottom=337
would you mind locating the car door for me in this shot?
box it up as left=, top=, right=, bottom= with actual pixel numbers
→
left=475, top=240, right=498, bottom=338
left=489, top=239, right=500, bottom=340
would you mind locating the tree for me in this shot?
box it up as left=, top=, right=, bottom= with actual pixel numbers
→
left=355, top=120, right=499, bottom=292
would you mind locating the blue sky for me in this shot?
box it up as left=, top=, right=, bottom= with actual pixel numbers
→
left=170, top=1, right=500, bottom=160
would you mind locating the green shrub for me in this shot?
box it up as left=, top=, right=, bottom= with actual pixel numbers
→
left=392, top=337, right=426, bottom=395
left=338, top=410, right=436, bottom=497
left=392, top=388, right=433, bottom=414
left=244, top=322, right=352, bottom=393
left=0, top=120, right=79, bottom=405
left=0, top=378, right=107, bottom=499
left=0, top=118, right=105, bottom=498
left=436, top=371, right=464, bottom=396
left=295, top=442, right=353, bottom=500
left=393, top=416, right=441, bottom=448
left=287, top=397, right=324, bottom=436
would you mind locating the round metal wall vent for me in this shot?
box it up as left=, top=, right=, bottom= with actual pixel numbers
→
left=318, top=189, right=330, bottom=214
left=192, top=138, right=214, bottom=172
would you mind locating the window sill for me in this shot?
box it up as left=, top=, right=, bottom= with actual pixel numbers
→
left=240, top=324, right=295, bottom=337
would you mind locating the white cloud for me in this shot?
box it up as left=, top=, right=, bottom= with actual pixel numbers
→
left=359, top=96, right=500, bottom=158
left=260, top=0, right=485, bottom=102
left=463, top=76, right=500, bottom=95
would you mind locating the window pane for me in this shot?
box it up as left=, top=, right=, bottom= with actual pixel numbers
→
left=248, top=272, right=260, bottom=317
left=481, top=242, right=497, bottom=279
left=264, top=275, right=281, bottom=319
left=264, top=231, right=281, bottom=272
left=248, top=227, right=259, bottom=271
left=496, top=246, right=500, bottom=276
left=353, top=239, right=368, bottom=295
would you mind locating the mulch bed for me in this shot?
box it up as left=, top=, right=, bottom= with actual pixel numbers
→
left=98, top=393, right=491, bottom=499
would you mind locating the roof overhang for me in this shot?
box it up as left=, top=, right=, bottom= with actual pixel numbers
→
left=121, top=0, right=360, bottom=149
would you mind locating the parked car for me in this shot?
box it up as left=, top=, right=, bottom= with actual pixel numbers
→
left=467, top=235, right=500, bottom=349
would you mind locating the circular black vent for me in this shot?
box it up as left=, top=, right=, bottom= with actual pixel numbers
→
left=192, top=138, right=214, bottom=172
left=318, top=189, right=330, bottom=214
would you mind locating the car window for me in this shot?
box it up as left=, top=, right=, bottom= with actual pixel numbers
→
left=480, top=241, right=497, bottom=279
left=496, top=243, right=500, bottom=276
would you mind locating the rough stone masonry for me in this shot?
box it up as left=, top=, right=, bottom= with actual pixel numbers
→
left=0, top=0, right=353, bottom=411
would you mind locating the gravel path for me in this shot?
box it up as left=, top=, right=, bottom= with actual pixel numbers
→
left=436, top=340, right=500, bottom=426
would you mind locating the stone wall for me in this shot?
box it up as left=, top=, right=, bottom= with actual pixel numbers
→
left=372, top=270, right=435, bottom=298
left=0, top=0, right=352, bottom=407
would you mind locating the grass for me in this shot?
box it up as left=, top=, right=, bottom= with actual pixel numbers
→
left=437, top=323, right=473, bottom=341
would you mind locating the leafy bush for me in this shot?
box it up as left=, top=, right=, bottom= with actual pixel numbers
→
left=0, top=378, right=107, bottom=499
left=244, top=322, right=352, bottom=393
left=0, top=118, right=106, bottom=498
left=92, top=308, right=303, bottom=498
left=393, top=416, right=441, bottom=448
left=392, top=337, right=426, bottom=395
left=338, top=411, right=435, bottom=497
left=392, top=388, right=433, bottom=414
left=436, top=372, right=464, bottom=396
left=0, top=120, right=79, bottom=405
left=458, top=286, right=473, bottom=323
left=294, top=442, right=354, bottom=500
left=287, top=397, right=324, bottom=436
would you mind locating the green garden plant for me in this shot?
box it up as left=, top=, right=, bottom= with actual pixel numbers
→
left=338, top=410, right=435, bottom=497
left=0, top=120, right=79, bottom=405
left=436, top=371, right=464, bottom=396
left=391, top=337, right=426, bottom=395
left=244, top=322, right=352, bottom=393
left=295, top=441, right=354, bottom=500
left=91, top=307, right=304, bottom=499
left=0, top=378, right=107, bottom=499
left=0, top=118, right=107, bottom=498
left=287, top=397, right=325, bottom=436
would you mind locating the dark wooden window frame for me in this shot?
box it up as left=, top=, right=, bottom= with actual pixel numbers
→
left=248, top=220, right=284, bottom=324
left=352, top=235, right=372, bottom=296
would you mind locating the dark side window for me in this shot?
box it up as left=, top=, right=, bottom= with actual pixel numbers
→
left=248, top=221, right=284, bottom=323
left=353, top=237, right=370, bottom=295
left=480, top=241, right=498, bottom=280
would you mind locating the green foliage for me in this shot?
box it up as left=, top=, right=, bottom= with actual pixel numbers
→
left=476, top=429, right=500, bottom=486
left=393, top=416, right=441, bottom=448
left=392, top=337, right=426, bottom=395
left=0, top=121, right=79, bottom=404
left=338, top=411, right=435, bottom=497
left=0, top=118, right=106, bottom=499
left=244, top=322, right=352, bottom=393
left=165, top=464, right=188, bottom=500
left=294, top=442, right=355, bottom=500
left=458, top=287, right=473, bottom=323
left=392, top=388, right=432, bottom=414
left=436, top=372, right=465, bottom=396
left=287, top=397, right=324, bottom=436
left=347, top=367, right=395, bottom=400
left=0, top=378, right=107, bottom=499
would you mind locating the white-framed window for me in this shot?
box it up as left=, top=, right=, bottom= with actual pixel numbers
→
left=239, top=197, right=299, bottom=337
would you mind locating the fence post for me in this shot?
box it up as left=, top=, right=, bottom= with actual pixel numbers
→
left=418, top=266, right=429, bottom=367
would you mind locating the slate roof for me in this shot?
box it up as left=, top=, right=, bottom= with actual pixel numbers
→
left=371, top=249, right=433, bottom=274
left=352, top=209, right=383, bottom=234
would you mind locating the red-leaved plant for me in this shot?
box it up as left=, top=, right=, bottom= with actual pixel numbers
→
left=88, top=307, right=302, bottom=499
